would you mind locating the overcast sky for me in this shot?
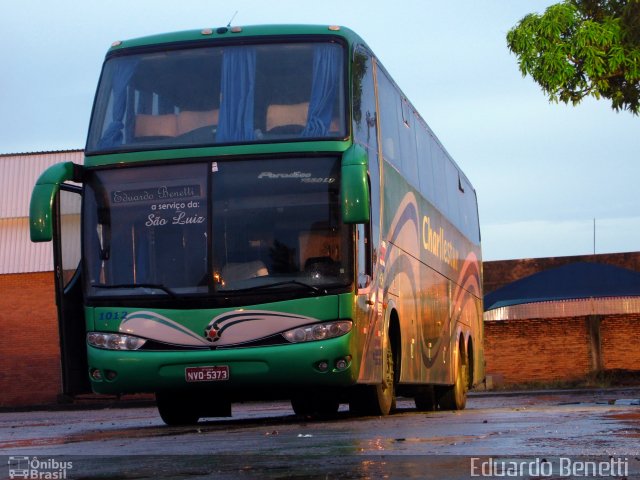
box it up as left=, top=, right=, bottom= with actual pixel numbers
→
left=1, top=0, right=638, bottom=261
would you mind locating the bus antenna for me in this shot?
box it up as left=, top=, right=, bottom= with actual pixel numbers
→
left=227, top=11, right=238, bottom=27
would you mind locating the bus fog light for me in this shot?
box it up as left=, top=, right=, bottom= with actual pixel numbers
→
left=105, top=370, right=118, bottom=381
left=282, top=320, right=352, bottom=343
left=335, top=356, right=352, bottom=370
left=90, top=369, right=103, bottom=381
left=317, top=361, right=329, bottom=372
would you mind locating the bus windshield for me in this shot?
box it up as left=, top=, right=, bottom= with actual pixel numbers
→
left=86, top=41, right=346, bottom=154
left=83, top=157, right=352, bottom=300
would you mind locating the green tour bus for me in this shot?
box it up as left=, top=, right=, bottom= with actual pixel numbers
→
left=30, top=24, right=484, bottom=425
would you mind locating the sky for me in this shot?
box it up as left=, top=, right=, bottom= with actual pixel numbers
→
left=1, top=0, right=638, bottom=261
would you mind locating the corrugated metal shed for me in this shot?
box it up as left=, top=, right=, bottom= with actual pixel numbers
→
left=484, top=262, right=640, bottom=311
left=483, top=262, right=640, bottom=320
left=484, top=296, right=640, bottom=321
left=0, top=150, right=83, bottom=274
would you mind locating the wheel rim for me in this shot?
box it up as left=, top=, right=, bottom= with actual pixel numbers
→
left=455, top=361, right=468, bottom=408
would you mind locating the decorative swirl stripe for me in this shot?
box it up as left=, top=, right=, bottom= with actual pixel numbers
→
left=120, top=311, right=210, bottom=346
left=118, top=309, right=318, bottom=347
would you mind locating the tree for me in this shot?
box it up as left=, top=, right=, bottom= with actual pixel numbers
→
left=507, top=0, right=640, bottom=114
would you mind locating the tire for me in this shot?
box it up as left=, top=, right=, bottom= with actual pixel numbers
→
left=291, top=392, right=340, bottom=418
left=349, top=339, right=396, bottom=416
left=437, top=351, right=468, bottom=411
left=155, top=392, right=201, bottom=426
left=414, top=385, right=436, bottom=412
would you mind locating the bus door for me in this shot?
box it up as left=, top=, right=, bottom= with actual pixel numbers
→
left=52, top=184, right=90, bottom=396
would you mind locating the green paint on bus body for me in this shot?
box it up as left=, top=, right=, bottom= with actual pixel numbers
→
left=89, top=334, right=357, bottom=394
left=83, top=140, right=350, bottom=168
left=30, top=24, right=484, bottom=419
left=106, top=25, right=364, bottom=53
left=29, top=162, right=77, bottom=242
left=85, top=293, right=367, bottom=394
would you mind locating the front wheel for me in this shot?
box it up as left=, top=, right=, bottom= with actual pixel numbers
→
left=291, top=392, right=340, bottom=418
left=156, top=391, right=231, bottom=425
left=155, top=392, right=201, bottom=426
left=437, top=351, right=468, bottom=411
left=350, top=340, right=396, bottom=416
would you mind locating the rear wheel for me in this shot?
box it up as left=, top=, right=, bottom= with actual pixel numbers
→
left=414, top=385, right=437, bottom=411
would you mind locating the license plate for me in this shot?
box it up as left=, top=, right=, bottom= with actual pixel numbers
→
left=185, top=366, right=229, bottom=382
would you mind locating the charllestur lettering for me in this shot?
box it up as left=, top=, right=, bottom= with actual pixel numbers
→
left=422, top=215, right=459, bottom=271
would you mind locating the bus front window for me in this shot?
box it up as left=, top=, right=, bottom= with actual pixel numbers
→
left=83, top=157, right=353, bottom=300
left=86, top=41, right=346, bottom=154
left=212, top=157, right=352, bottom=292
left=84, top=163, right=210, bottom=298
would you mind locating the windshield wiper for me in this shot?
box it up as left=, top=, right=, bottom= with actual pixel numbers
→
left=229, top=280, right=326, bottom=295
left=91, top=283, right=177, bottom=298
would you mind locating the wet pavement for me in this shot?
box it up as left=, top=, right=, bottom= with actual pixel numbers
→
left=1, top=388, right=640, bottom=478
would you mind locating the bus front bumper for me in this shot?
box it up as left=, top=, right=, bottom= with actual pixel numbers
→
left=87, top=334, right=357, bottom=395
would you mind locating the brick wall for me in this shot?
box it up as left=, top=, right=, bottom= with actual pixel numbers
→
left=485, top=314, right=640, bottom=384
left=0, top=272, right=62, bottom=407
left=600, top=314, right=640, bottom=371
left=485, top=317, right=593, bottom=384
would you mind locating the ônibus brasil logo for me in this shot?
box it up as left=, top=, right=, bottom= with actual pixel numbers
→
left=8, top=457, right=73, bottom=479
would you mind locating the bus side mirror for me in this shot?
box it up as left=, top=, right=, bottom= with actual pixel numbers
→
left=30, top=162, right=82, bottom=242
left=341, top=145, right=370, bottom=224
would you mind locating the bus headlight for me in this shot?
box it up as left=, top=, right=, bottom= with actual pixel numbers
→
left=282, top=320, right=352, bottom=343
left=87, top=332, right=147, bottom=350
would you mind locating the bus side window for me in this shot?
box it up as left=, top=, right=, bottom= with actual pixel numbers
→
left=377, top=70, right=402, bottom=170
left=399, top=98, right=419, bottom=186
left=417, top=126, right=436, bottom=205
left=445, top=160, right=462, bottom=230
left=432, top=145, right=448, bottom=216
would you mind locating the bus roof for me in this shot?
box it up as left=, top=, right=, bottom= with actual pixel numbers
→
left=107, top=24, right=365, bottom=53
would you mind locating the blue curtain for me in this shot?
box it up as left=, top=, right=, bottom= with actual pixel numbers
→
left=302, top=44, right=342, bottom=138
left=216, top=47, right=256, bottom=143
left=97, top=57, right=139, bottom=149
